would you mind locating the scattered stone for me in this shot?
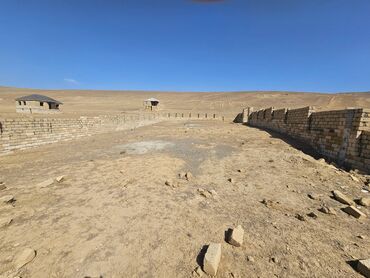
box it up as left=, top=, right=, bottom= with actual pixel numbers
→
left=228, top=225, right=244, bottom=247
left=359, top=197, right=370, bottom=207
left=55, top=176, right=65, bottom=183
left=185, top=172, right=193, bottom=181
left=357, top=259, right=370, bottom=277
left=332, top=190, right=355, bottom=206
left=308, top=193, right=322, bottom=200
left=203, top=243, right=221, bottom=276
left=209, top=189, right=218, bottom=197
left=343, top=206, right=367, bottom=219
left=178, top=172, right=186, bottom=179
left=295, top=214, right=306, bottom=221
left=318, top=206, right=336, bottom=215
left=358, top=235, right=366, bottom=239
left=270, top=257, right=279, bottom=263
left=247, top=256, right=255, bottom=263
left=228, top=178, right=234, bottom=183
left=37, top=178, right=55, bottom=188
left=237, top=169, right=242, bottom=173
left=307, top=212, right=318, bottom=219
left=0, top=217, right=13, bottom=228
left=0, top=195, right=15, bottom=204
left=14, top=248, right=36, bottom=269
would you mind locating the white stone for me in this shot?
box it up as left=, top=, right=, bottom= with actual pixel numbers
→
left=55, top=176, right=65, bottom=183
left=203, top=243, right=221, bottom=276
left=229, top=225, right=244, bottom=247
left=14, top=248, right=36, bottom=269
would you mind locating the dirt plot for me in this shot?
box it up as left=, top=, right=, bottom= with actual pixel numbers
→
left=0, top=120, right=369, bottom=277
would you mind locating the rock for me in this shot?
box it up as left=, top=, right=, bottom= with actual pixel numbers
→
left=55, top=176, right=65, bottom=183
left=228, top=225, right=244, bottom=247
left=247, top=256, right=255, bottom=262
left=358, top=235, right=366, bottom=239
left=307, top=193, right=322, bottom=200
left=0, top=217, right=13, bottom=228
left=198, top=188, right=212, bottom=198
left=350, top=174, right=360, bottom=183
left=343, top=206, right=367, bottom=219
left=209, top=189, right=218, bottom=197
left=237, top=169, right=242, bottom=173
left=14, top=248, right=36, bottom=269
left=318, top=206, right=336, bottom=215
left=178, top=172, right=186, bottom=179
left=37, top=179, right=55, bottom=188
left=295, top=214, right=306, bottom=221
left=0, top=183, right=6, bottom=191
left=228, top=178, right=234, bottom=183
left=357, top=259, right=370, bottom=277
left=359, top=197, right=370, bottom=207
left=0, top=195, right=15, bottom=204
left=332, top=190, right=355, bottom=206
left=185, top=172, right=193, bottom=181
left=203, top=243, right=221, bottom=276
left=307, top=212, right=318, bottom=219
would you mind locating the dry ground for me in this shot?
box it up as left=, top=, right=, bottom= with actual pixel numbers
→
left=0, top=120, right=369, bottom=278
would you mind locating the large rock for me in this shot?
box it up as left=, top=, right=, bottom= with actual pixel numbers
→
left=343, top=206, right=367, bottom=219
left=228, top=225, right=244, bottom=247
left=357, top=259, right=370, bottom=277
left=359, top=197, right=370, bottom=207
left=203, top=243, right=221, bottom=276
left=332, top=190, right=354, bottom=206
left=14, top=248, right=36, bottom=269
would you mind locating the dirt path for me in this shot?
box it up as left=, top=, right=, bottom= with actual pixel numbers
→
left=0, top=120, right=369, bottom=277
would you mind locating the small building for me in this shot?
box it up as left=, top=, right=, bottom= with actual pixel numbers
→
left=143, top=97, right=160, bottom=111
left=15, top=94, right=63, bottom=114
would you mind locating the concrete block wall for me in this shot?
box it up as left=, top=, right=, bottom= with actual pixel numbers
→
left=0, top=113, right=162, bottom=155
left=248, top=106, right=370, bottom=173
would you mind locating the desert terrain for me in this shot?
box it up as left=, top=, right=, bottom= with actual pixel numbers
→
left=0, top=87, right=370, bottom=277
left=1, top=86, right=370, bottom=118
left=0, top=118, right=369, bottom=277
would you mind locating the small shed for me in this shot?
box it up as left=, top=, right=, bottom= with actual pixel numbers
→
left=15, top=94, right=63, bottom=114
left=143, top=97, right=160, bottom=111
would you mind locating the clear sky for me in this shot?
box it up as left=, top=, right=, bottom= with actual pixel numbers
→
left=0, top=0, right=370, bottom=92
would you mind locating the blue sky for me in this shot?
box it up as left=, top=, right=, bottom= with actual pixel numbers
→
left=0, top=0, right=370, bottom=92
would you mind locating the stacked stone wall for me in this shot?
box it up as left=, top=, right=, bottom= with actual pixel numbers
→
left=0, top=113, right=162, bottom=155
left=248, top=106, right=370, bottom=173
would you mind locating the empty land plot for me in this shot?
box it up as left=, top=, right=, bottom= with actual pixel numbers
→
left=0, top=120, right=369, bottom=277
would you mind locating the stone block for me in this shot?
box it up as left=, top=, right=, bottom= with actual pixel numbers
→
left=203, top=243, right=221, bottom=276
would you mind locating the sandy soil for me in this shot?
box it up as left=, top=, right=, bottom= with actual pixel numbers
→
left=0, top=120, right=369, bottom=277
left=1, top=86, right=370, bottom=118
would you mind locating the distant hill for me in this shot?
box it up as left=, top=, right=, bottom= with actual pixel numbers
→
left=0, top=86, right=369, bottom=118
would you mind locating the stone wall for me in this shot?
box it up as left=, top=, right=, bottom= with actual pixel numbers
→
left=0, top=113, right=162, bottom=155
left=247, top=106, right=370, bottom=173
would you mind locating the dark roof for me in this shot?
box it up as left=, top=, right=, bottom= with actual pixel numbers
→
left=15, top=94, right=63, bottom=104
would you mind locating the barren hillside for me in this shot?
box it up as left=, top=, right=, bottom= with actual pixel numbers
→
left=0, top=86, right=369, bottom=118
